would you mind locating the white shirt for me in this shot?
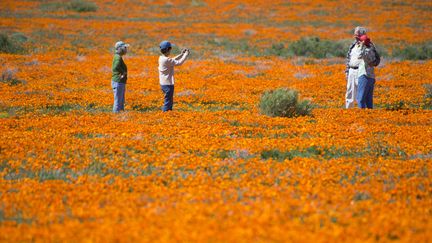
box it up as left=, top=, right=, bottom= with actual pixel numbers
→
left=349, top=43, right=362, bottom=68
left=158, top=53, right=188, bottom=85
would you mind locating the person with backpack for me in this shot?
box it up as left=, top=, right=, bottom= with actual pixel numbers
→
left=158, top=40, right=190, bottom=112
left=356, top=35, right=379, bottom=109
left=111, top=41, right=129, bottom=113
left=345, top=27, right=367, bottom=108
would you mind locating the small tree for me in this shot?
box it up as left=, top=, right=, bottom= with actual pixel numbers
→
left=259, top=88, right=313, bottom=117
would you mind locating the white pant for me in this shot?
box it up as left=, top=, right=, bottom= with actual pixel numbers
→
left=345, top=68, right=359, bottom=108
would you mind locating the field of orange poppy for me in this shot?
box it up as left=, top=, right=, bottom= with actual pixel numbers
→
left=1, top=0, right=431, bottom=242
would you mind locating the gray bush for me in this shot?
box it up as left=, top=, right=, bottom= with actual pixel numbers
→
left=259, top=88, right=313, bottom=117
left=1, top=69, right=25, bottom=86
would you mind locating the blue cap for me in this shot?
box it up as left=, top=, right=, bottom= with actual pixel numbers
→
left=159, top=41, right=172, bottom=50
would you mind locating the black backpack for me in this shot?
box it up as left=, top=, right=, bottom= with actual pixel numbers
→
left=371, top=43, right=381, bottom=67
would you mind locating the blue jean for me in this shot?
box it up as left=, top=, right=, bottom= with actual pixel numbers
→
left=357, top=75, right=375, bottom=109
left=112, top=81, right=126, bottom=113
left=161, top=85, right=174, bottom=112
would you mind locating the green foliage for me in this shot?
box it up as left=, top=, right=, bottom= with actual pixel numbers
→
left=287, top=37, right=347, bottom=58
left=40, top=0, right=97, bottom=13
left=191, top=0, right=207, bottom=7
left=264, top=43, right=289, bottom=56
left=207, top=38, right=260, bottom=56
left=296, top=100, right=314, bottom=116
left=260, top=146, right=363, bottom=161
left=392, top=42, right=432, bottom=60
left=425, top=84, right=432, bottom=99
left=1, top=69, right=25, bottom=86
left=131, top=104, right=159, bottom=112
left=69, top=32, right=96, bottom=52
left=205, top=37, right=364, bottom=58
left=0, top=103, right=110, bottom=116
left=10, top=33, right=28, bottom=43
left=0, top=209, right=33, bottom=225
left=259, top=88, right=313, bottom=117
left=382, top=101, right=408, bottom=111
left=423, top=84, right=432, bottom=109
left=260, top=149, right=295, bottom=161
left=39, top=2, right=64, bottom=11
left=217, top=149, right=254, bottom=160
left=67, top=0, right=98, bottom=12
left=0, top=32, right=26, bottom=54
left=352, top=191, right=372, bottom=201
left=366, top=134, right=407, bottom=158
left=373, top=43, right=388, bottom=58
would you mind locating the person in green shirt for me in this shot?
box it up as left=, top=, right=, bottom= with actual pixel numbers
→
left=111, top=41, right=129, bottom=113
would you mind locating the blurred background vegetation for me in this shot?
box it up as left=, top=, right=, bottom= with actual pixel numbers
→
left=0, top=0, right=431, bottom=60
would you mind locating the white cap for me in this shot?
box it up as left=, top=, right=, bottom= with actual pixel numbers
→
left=115, top=41, right=130, bottom=49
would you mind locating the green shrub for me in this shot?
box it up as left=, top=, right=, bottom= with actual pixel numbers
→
left=287, top=37, right=346, bottom=58
left=0, top=33, right=25, bottom=54
left=40, top=0, right=97, bottom=13
left=10, top=33, right=28, bottom=43
left=259, top=88, right=313, bottom=117
left=295, top=100, right=313, bottom=116
left=264, top=43, right=290, bottom=57
left=39, top=2, right=64, bottom=11
left=392, top=42, right=432, bottom=60
left=67, top=0, right=98, bottom=12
